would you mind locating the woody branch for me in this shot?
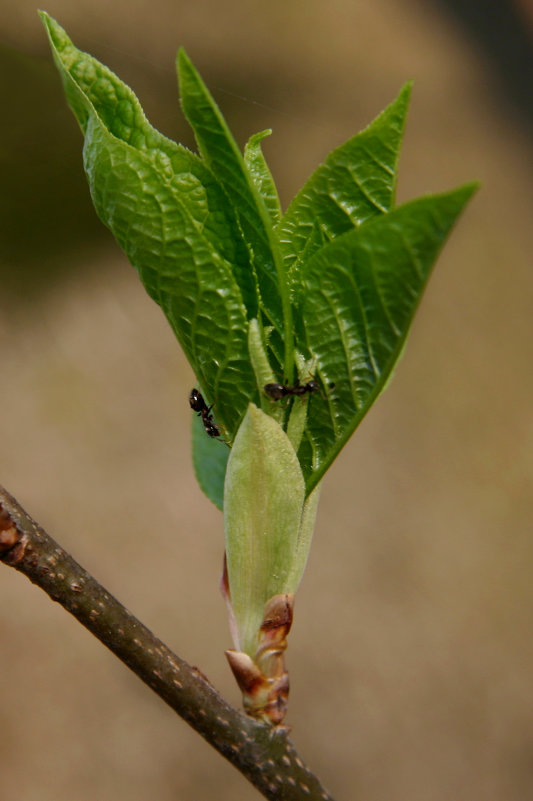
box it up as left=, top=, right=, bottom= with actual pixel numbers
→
left=0, top=484, right=334, bottom=801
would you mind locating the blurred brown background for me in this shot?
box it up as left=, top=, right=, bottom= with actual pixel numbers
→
left=1, top=1, right=533, bottom=799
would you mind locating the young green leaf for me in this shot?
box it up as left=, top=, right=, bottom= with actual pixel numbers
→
left=41, top=11, right=478, bottom=547
left=276, top=82, right=412, bottom=289
left=244, top=130, right=282, bottom=225
left=191, top=414, right=229, bottom=511
left=40, top=12, right=256, bottom=440
left=224, top=404, right=305, bottom=656
left=298, top=183, right=478, bottom=493
left=177, top=50, right=293, bottom=378
left=285, top=483, right=321, bottom=593
left=247, top=319, right=284, bottom=424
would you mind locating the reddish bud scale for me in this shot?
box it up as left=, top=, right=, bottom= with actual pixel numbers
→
left=226, top=594, right=294, bottom=726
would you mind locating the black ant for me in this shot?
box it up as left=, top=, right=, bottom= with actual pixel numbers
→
left=189, top=388, right=221, bottom=439
left=264, top=379, right=325, bottom=401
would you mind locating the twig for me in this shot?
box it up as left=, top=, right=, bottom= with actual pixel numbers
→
left=0, top=484, right=334, bottom=801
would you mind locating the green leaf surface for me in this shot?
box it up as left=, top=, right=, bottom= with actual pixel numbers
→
left=285, top=483, right=321, bottom=593
left=40, top=12, right=256, bottom=441
left=247, top=318, right=284, bottom=424
left=177, top=50, right=293, bottom=377
left=191, top=414, right=229, bottom=511
left=244, top=130, right=282, bottom=225
left=224, top=404, right=305, bottom=656
left=277, top=83, right=412, bottom=290
left=298, top=183, right=478, bottom=493
left=41, top=12, right=478, bottom=542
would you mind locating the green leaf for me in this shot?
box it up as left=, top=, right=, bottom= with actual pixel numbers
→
left=41, top=12, right=478, bottom=552
left=177, top=49, right=294, bottom=378
left=247, top=318, right=284, bottom=425
left=285, top=483, right=321, bottom=593
left=277, top=82, right=412, bottom=289
left=40, top=12, right=256, bottom=441
left=298, top=183, right=478, bottom=493
left=191, top=414, right=229, bottom=511
left=224, top=404, right=305, bottom=656
left=244, top=130, right=281, bottom=225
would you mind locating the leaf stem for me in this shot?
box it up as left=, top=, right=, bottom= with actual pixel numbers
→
left=0, top=484, right=334, bottom=801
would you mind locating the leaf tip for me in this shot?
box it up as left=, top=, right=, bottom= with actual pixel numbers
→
left=400, top=79, right=414, bottom=98
left=176, top=46, right=194, bottom=79
left=176, top=46, right=188, bottom=66
left=448, top=180, right=481, bottom=213
left=461, top=180, right=481, bottom=197
left=38, top=10, right=72, bottom=53
left=38, top=9, right=53, bottom=35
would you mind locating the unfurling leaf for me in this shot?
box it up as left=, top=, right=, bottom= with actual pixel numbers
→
left=224, top=404, right=306, bottom=656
